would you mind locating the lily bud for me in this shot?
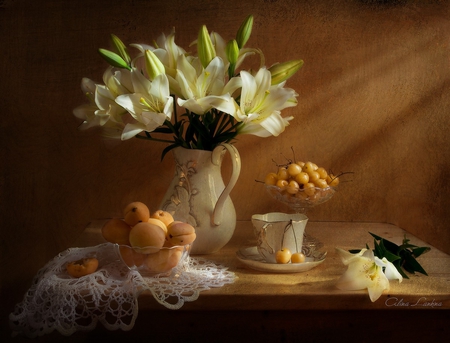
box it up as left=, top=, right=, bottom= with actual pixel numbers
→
left=226, top=39, right=239, bottom=78
left=236, top=15, right=253, bottom=48
left=98, top=48, right=131, bottom=70
left=269, top=59, right=304, bottom=85
left=226, top=39, right=239, bottom=65
left=111, top=34, right=131, bottom=64
left=197, top=25, right=216, bottom=69
left=145, top=49, right=165, bottom=81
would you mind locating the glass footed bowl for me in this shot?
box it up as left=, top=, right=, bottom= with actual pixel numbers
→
left=116, top=244, right=191, bottom=277
left=265, top=184, right=336, bottom=213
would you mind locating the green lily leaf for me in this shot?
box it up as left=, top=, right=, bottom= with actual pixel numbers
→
left=412, top=246, right=431, bottom=258
left=373, top=239, right=384, bottom=259
left=402, top=251, right=429, bottom=276
left=203, top=111, right=214, bottom=128
left=152, top=127, right=174, bottom=134
left=393, top=259, right=409, bottom=279
left=368, top=232, right=430, bottom=277
left=191, top=118, right=212, bottom=140
left=160, top=143, right=179, bottom=161
left=375, top=239, right=401, bottom=263
left=369, top=232, right=399, bottom=252
left=215, top=131, right=238, bottom=143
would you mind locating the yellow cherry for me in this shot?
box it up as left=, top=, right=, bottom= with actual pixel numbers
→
left=275, top=248, right=292, bottom=264
left=291, top=252, right=306, bottom=263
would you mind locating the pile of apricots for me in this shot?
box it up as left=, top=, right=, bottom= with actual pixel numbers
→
left=66, top=201, right=196, bottom=277
left=102, top=201, right=196, bottom=274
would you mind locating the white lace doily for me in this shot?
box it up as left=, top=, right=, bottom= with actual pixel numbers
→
left=9, top=243, right=236, bottom=338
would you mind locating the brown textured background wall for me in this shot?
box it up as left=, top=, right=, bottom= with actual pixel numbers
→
left=1, top=0, right=449, bottom=335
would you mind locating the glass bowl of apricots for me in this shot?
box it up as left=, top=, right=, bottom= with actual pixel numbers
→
left=101, top=202, right=196, bottom=277
left=263, top=160, right=341, bottom=214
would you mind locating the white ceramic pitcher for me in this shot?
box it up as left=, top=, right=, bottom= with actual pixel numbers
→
left=160, top=143, right=241, bottom=254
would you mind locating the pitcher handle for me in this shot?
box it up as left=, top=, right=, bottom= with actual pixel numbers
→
left=211, top=143, right=241, bottom=226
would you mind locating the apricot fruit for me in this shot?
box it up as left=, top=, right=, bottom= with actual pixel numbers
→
left=129, top=222, right=166, bottom=254
left=150, top=210, right=174, bottom=228
left=166, top=221, right=196, bottom=246
left=147, top=217, right=168, bottom=235
left=66, top=257, right=99, bottom=278
left=119, top=245, right=146, bottom=268
left=123, top=201, right=150, bottom=226
left=145, top=247, right=183, bottom=274
left=101, top=218, right=131, bottom=245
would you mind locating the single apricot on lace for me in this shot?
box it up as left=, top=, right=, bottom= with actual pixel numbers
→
left=66, top=258, right=99, bottom=278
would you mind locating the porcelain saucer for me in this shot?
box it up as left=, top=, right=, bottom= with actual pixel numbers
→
left=236, top=246, right=327, bottom=273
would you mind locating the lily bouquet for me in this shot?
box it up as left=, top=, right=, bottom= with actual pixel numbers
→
left=73, top=15, right=303, bottom=159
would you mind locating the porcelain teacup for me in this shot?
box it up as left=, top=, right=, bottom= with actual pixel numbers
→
left=251, top=212, right=308, bottom=263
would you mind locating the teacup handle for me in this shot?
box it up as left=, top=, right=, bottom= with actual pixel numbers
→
left=211, top=143, right=241, bottom=226
left=261, top=223, right=275, bottom=253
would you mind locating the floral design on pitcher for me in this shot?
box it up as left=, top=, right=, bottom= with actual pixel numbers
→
left=162, top=160, right=198, bottom=227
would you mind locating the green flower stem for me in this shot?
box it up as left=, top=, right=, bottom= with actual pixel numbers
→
left=134, top=134, right=174, bottom=144
left=171, top=95, right=178, bottom=123
left=209, top=109, right=236, bottom=137
left=217, top=115, right=238, bottom=135
left=215, top=110, right=229, bottom=133
left=164, top=118, right=191, bottom=149
left=134, top=104, right=239, bottom=155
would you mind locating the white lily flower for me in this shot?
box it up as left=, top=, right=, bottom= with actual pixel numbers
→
left=101, top=68, right=136, bottom=127
left=374, top=255, right=404, bottom=282
left=115, top=72, right=173, bottom=140
left=335, top=248, right=402, bottom=302
left=131, top=48, right=181, bottom=96
left=210, top=31, right=228, bottom=69
left=73, top=78, right=100, bottom=130
left=176, top=55, right=236, bottom=115
left=132, top=29, right=185, bottom=80
left=233, top=68, right=298, bottom=137
left=73, top=72, right=128, bottom=131
left=103, top=66, right=134, bottom=96
left=94, top=84, right=125, bottom=125
left=73, top=102, right=101, bottom=130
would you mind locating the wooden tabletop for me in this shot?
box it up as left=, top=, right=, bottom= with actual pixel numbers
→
left=75, top=220, right=450, bottom=311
